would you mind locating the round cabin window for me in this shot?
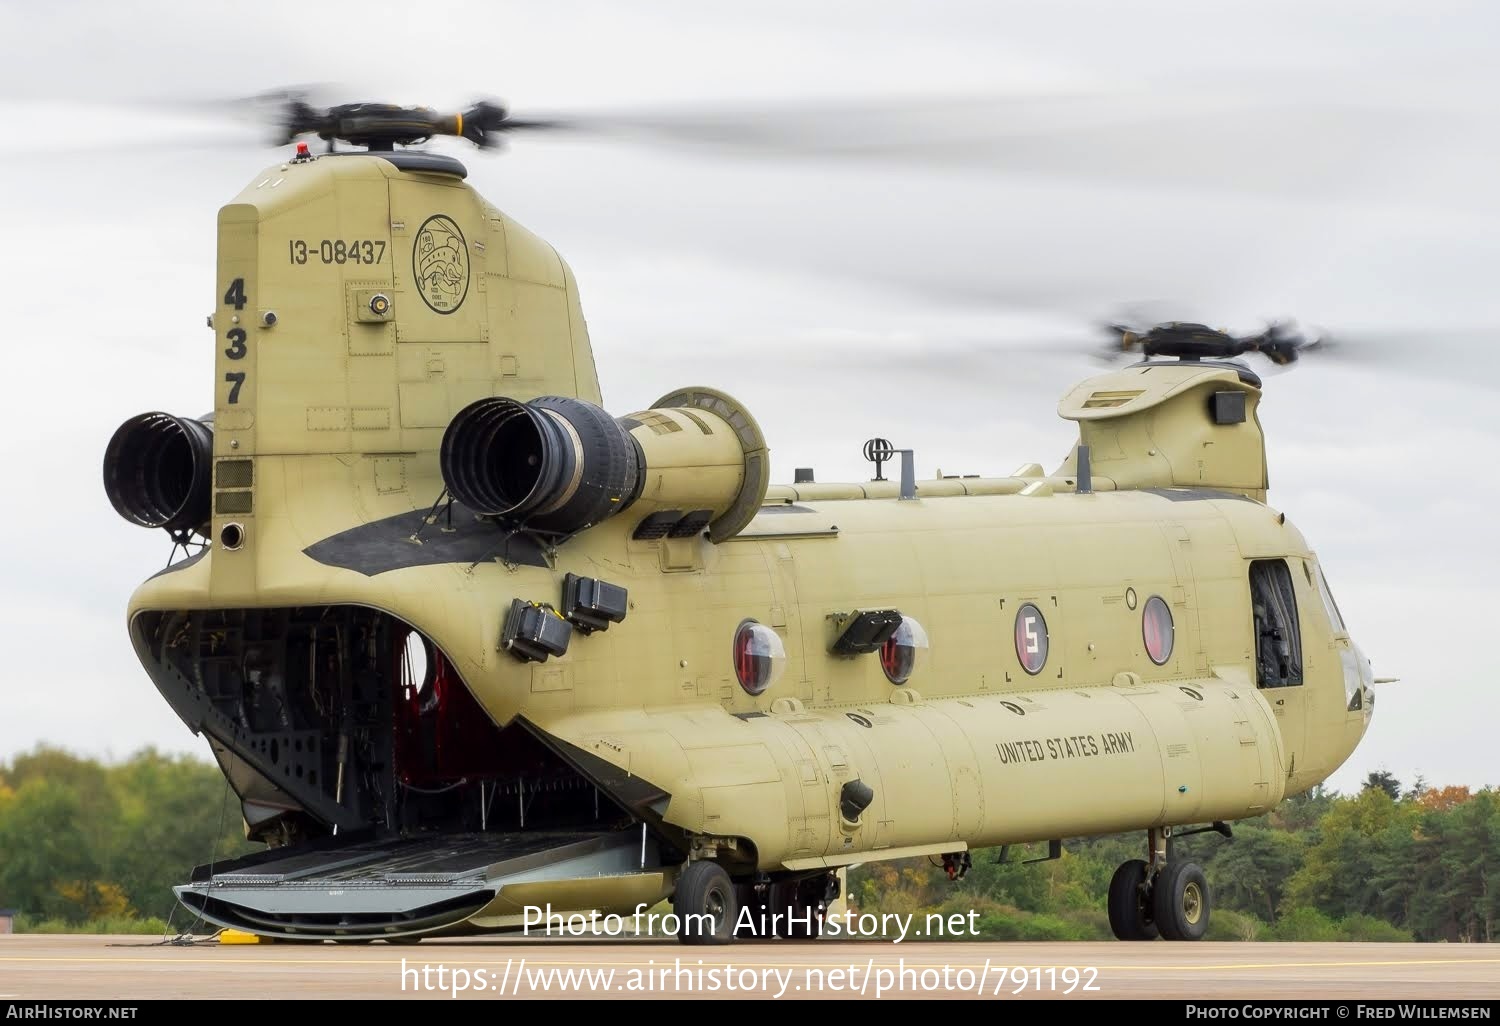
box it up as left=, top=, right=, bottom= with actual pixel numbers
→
left=1143, top=595, right=1175, bottom=665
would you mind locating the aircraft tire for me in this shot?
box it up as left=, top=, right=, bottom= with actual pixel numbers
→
left=676, top=861, right=737, bottom=945
left=1152, top=860, right=1210, bottom=941
left=1107, top=859, right=1159, bottom=941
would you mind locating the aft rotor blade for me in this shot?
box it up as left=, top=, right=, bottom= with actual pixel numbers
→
left=502, top=90, right=1488, bottom=201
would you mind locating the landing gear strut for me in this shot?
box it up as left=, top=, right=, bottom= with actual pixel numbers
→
left=1107, top=826, right=1212, bottom=942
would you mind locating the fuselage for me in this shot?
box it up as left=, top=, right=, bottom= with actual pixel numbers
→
left=129, top=455, right=1372, bottom=870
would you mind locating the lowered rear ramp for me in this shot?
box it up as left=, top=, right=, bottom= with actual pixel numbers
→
left=176, top=829, right=671, bottom=941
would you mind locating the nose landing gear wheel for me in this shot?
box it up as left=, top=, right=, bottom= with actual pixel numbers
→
left=676, top=861, right=738, bottom=945
left=1152, top=861, right=1211, bottom=941
left=1107, top=859, right=1158, bottom=941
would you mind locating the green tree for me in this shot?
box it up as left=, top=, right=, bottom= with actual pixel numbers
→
left=1277, top=784, right=1335, bottom=832
left=1270, top=906, right=1341, bottom=941
left=1205, top=823, right=1302, bottom=923
left=0, top=746, right=253, bottom=926
left=1364, top=771, right=1402, bottom=801
left=107, top=749, right=249, bottom=919
left=0, top=778, right=103, bottom=921
left=1428, top=792, right=1498, bottom=942
left=1285, top=786, right=1413, bottom=921
left=1367, top=820, right=1424, bottom=929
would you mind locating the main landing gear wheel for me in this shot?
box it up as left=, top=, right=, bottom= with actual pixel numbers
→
left=676, top=861, right=737, bottom=945
left=1107, top=859, right=1158, bottom=941
left=732, top=875, right=830, bottom=939
left=1153, top=860, right=1211, bottom=941
left=773, top=878, right=824, bottom=940
left=1109, top=826, right=1214, bottom=941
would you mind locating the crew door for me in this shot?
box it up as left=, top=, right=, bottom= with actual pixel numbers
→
left=1248, top=559, right=1306, bottom=778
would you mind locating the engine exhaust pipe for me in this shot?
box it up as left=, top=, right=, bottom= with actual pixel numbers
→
left=439, top=396, right=640, bottom=534
left=443, top=389, right=770, bottom=541
left=103, top=412, right=214, bottom=533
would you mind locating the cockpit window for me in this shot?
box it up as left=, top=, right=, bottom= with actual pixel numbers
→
left=1250, top=559, right=1303, bottom=688
left=1313, top=562, right=1346, bottom=635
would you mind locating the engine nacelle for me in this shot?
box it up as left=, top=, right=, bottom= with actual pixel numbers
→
left=440, top=387, right=768, bottom=541
left=102, top=412, right=215, bottom=534
left=439, top=395, right=640, bottom=534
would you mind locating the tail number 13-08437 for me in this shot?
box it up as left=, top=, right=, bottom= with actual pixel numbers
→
left=288, top=239, right=386, bottom=265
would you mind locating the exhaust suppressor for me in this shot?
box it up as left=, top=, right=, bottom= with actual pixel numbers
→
left=440, top=388, right=768, bottom=541
left=103, top=412, right=214, bottom=533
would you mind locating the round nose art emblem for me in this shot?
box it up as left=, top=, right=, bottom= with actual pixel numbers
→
left=412, top=214, right=470, bottom=314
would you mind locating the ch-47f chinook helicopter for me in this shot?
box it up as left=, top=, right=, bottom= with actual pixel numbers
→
left=102, top=98, right=1377, bottom=945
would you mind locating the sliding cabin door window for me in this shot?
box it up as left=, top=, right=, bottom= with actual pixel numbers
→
left=1250, top=559, right=1303, bottom=688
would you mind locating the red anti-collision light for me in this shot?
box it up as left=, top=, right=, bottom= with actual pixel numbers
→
left=295, top=142, right=310, bottom=157
left=732, top=621, right=786, bottom=696
left=880, top=615, right=929, bottom=685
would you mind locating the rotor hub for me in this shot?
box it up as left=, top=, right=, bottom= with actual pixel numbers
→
left=1109, top=320, right=1314, bottom=369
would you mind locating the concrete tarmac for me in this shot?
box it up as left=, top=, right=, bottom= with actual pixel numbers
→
left=3, top=935, right=1499, bottom=1000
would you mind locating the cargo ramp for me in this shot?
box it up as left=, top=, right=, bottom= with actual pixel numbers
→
left=175, top=829, right=667, bottom=941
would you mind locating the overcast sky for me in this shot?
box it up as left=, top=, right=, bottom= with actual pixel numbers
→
left=0, top=1, right=1495, bottom=795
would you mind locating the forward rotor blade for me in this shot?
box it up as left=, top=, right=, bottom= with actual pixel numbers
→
left=10, top=86, right=1489, bottom=203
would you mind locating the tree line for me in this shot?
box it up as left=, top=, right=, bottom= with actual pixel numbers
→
left=2, top=747, right=1494, bottom=940
left=0, top=747, right=252, bottom=931
left=850, top=771, right=1499, bottom=942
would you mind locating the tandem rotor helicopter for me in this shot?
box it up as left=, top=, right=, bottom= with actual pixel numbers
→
left=100, top=94, right=1383, bottom=944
